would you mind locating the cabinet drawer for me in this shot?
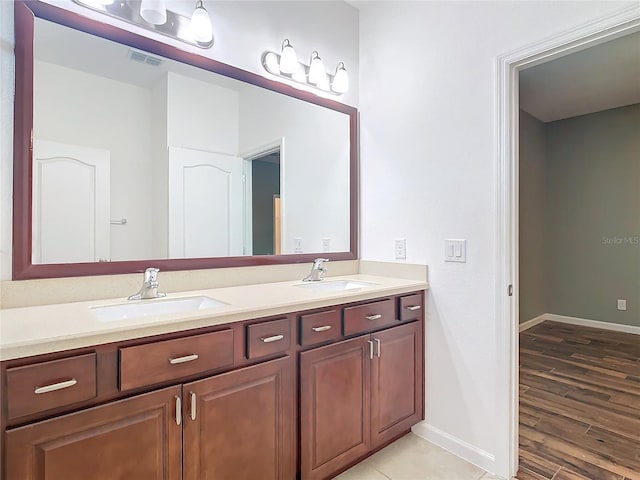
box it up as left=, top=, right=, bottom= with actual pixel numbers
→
left=299, top=310, right=342, bottom=346
left=119, top=330, right=234, bottom=391
left=399, top=293, right=423, bottom=322
left=6, top=353, right=97, bottom=420
left=246, top=318, right=291, bottom=359
left=343, top=299, right=395, bottom=336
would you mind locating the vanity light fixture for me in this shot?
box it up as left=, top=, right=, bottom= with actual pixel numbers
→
left=72, top=0, right=214, bottom=49
left=262, top=41, right=349, bottom=96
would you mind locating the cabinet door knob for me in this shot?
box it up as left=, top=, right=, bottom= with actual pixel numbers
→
left=406, top=305, right=421, bottom=311
left=374, top=338, right=381, bottom=358
left=367, top=340, right=374, bottom=360
left=34, top=378, right=77, bottom=394
left=169, top=354, right=199, bottom=364
left=175, top=395, right=182, bottom=426
left=365, top=314, right=382, bottom=321
left=261, top=334, right=285, bottom=343
left=311, top=325, right=332, bottom=332
left=190, top=391, right=197, bottom=421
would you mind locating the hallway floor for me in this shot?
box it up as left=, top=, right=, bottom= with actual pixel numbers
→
left=336, top=433, right=501, bottom=480
left=518, top=321, right=640, bottom=480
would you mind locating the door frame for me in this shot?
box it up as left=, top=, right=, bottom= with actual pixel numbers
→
left=495, top=5, right=640, bottom=477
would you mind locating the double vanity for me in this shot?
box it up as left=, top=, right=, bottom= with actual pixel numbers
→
left=0, top=271, right=427, bottom=479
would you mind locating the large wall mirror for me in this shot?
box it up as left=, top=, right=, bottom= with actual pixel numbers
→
left=13, top=1, right=358, bottom=280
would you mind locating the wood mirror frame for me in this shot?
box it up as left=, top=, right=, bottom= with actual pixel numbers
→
left=12, top=0, right=358, bottom=280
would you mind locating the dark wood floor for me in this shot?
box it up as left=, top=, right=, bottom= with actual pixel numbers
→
left=517, top=321, right=640, bottom=480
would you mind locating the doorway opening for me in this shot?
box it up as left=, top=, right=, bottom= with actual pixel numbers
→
left=242, top=139, right=284, bottom=256
left=251, top=152, right=281, bottom=256
left=495, top=6, right=640, bottom=478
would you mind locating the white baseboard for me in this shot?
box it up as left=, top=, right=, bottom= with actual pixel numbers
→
left=411, top=422, right=496, bottom=474
left=545, top=313, right=640, bottom=335
left=519, top=314, right=547, bottom=332
left=520, top=313, right=639, bottom=335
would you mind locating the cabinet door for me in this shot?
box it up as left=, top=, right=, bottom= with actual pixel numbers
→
left=370, top=321, right=423, bottom=449
left=5, top=385, right=182, bottom=480
left=300, top=335, right=371, bottom=480
left=183, top=356, right=294, bottom=480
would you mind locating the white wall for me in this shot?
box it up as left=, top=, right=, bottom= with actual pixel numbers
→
left=0, top=1, right=14, bottom=282
left=357, top=1, right=636, bottom=477
left=239, top=87, right=351, bottom=254
left=0, top=0, right=359, bottom=279
left=34, top=60, right=154, bottom=262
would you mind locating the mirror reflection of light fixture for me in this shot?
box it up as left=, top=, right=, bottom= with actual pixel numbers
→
left=262, top=41, right=349, bottom=97
left=72, top=0, right=214, bottom=49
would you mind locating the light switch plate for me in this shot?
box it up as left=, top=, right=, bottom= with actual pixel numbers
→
left=445, top=239, right=466, bottom=263
left=322, top=238, right=331, bottom=253
left=617, top=299, right=627, bottom=311
left=294, top=238, right=303, bottom=253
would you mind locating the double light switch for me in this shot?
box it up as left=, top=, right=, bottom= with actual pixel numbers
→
left=445, top=239, right=466, bottom=263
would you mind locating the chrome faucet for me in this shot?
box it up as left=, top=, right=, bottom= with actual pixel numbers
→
left=128, top=267, right=166, bottom=300
left=303, top=258, right=329, bottom=282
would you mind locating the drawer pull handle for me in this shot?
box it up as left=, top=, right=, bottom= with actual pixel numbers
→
left=311, top=325, right=332, bottom=332
left=374, top=338, right=381, bottom=358
left=34, top=378, right=77, bottom=394
left=367, top=340, right=374, bottom=360
left=261, top=334, right=285, bottom=343
left=175, top=395, right=182, bottom=426
left=190, top=391, right=197, bottom=421
left=365, top=314, right=383, bottom=321
left=406, top=305, right=422, bottom=311
left=169, top=354, right=199, bottom=365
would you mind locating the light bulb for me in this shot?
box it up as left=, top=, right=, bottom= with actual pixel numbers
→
left=280, top=39, right=298, bottom=75
left=140, top=0, right=167, bottom=25
left=331, top=62, right=349, bottom=94
left=191, top=0, right=213, bottom=43
left=308, top=51, right=326, bottom=86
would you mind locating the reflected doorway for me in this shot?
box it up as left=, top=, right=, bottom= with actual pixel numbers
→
left=245, top=150, right=281, bottom=255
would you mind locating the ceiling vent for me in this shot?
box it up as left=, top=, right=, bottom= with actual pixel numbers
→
left=127, top=49, right=163, bottom=67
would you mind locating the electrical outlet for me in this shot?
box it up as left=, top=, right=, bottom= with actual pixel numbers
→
left=394, top=239, right=406, bottom=260
left=294, top=238, right=303, bottom=253
left=617, top=299, right=627, bottom=311
left=322, top=238, right=331, bottom=252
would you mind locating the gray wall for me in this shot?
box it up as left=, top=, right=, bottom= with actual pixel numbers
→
left=519, top=104, right=640, bottom=326
left=251, top=160, right=280, bottom=256
left=519, top=111, right=548, bottom=322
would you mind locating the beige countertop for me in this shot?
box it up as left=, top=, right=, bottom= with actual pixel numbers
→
left=0, top=274, right=427, bottom=361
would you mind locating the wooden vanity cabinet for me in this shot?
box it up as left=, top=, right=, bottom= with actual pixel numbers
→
left=5, top=385, right=183, bottom=480
left=183, top=356, right=294, bottom=480
left=300, top=320, right=423, bottom=480
left=2, top=290, right=425, bottom=480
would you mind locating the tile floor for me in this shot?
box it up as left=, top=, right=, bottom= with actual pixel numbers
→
left=336, top=433, right=504, bottom=480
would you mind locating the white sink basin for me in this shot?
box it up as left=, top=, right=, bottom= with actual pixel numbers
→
left=295, top=280, right=378, bottom=292
left=91, top=296, right=225, bottom=322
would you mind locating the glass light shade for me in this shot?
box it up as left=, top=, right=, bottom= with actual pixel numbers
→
left=308, top=52, right=326, bottom=85
left=191, top=2, right=213, bottom=43
left=280, top=40, right=298, bottom=74
left=331, top=63, right=349, bottom=94
left=140, top=0, right=167, bottom=25
left=264, top=52, right=280, bottom=74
